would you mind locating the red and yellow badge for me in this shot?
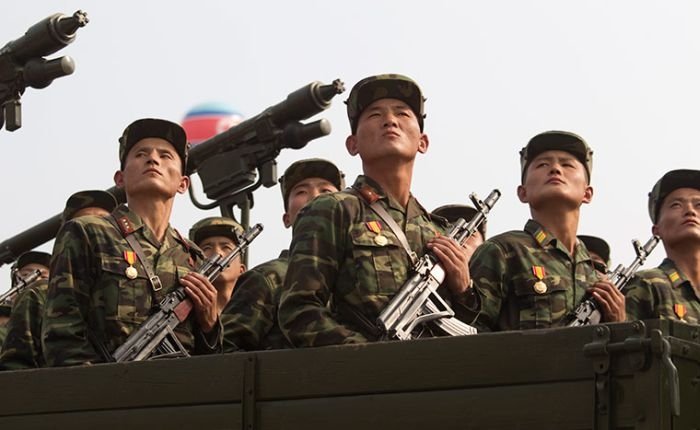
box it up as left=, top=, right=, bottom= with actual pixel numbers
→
left=532, top=265, right=547, bottom=294
left=674, top=304, right=687, bottom=320
left=123, top=250, right=138, bottom=280
left=366, top=221, right=388, bottom=246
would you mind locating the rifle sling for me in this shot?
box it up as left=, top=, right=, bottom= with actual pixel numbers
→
left=107, top=215, right=163, bottom=295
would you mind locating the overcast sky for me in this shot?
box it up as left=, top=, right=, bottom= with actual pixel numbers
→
left=1, top=1, right=699, bottom=291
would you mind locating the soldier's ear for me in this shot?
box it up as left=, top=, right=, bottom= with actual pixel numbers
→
left=516, top=185, right=528, bottom=203
left=417, top=133, right=429, bottom=154
left=177, top=176, right=190, bottom=194
left=114, top=170, right=125, bottom=188
left=282, top=212, right=292, bottom=229
left=582, top=185, right=593, bottom=204
left=652, top=224, right=660, bottom=237
left=346, top=135, right=359, bottom=156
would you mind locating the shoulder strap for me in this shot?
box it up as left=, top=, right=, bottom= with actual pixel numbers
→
left=108, top=215, right=163, bottom=292
left=350, top=186, right=418, bottom=266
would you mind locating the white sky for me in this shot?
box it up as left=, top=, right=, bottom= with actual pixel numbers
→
left=1, top=1, right=699, bottom=291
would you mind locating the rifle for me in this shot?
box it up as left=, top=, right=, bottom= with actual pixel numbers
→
left=0, top=269, right=42, bottom=304
left=0, top=10, right=88, bottom=131
left=377, top=189, right=501, bottom=340
left=0, top=79, right=343, bottom=267
left=565, top=235, right=660, bottom=327
left=112, top=223, right=263, bottom=362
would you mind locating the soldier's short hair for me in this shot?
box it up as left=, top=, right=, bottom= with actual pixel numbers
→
left=345, top=74, right=426, bottom=133
left=279, top=158, right=345, bottom=211
left=431, top=204, right=487, bottom=239
left=189, top=217, right=244, bottom=246
left=519, top=131, right=593, bottom=184
left=648, top=169, right=700, bottom=223
left=119, top=118, right=189, bottom=173
left=62, top=190, right=118, bottom=223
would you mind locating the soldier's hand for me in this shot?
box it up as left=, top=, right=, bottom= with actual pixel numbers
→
left=427, top=234, right=475, bottom=297
left=180, top=272, right=219, bottom=333
left=588, top=280, right=626, bottom=322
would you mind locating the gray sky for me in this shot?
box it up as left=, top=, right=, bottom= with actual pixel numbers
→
left=1, top=1, right=699, bottom=290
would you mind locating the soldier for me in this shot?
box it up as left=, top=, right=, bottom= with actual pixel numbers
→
left=0, top=251, right=51, bottom=346
left=278, top=74, right=473, bottom=346
left=468, top=131, right=626, bottom=331
left=43, top=118, right=222, bottom=366
left=223, top=158, right=344, bottom=351
left=578, top=235, right=611, bottom=274
left=188, top=217, right=247, bottom=352
left=625, top=169, right=700, bottom=324
left=0, top=190, right=116, bottom=370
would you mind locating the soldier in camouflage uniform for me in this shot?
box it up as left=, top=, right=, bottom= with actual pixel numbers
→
left=468, top=131, right=626, bottom=332
left=0, top=251, right=51, bottom=348
left=222, top=158, right=344, bottom=351
left=624, top=169, right=700, bottom=324
left=578, top=235, right=611, bottom=274
left=43, top=118, right=223, bottom=366
left=0, top=191, right=116, bottom=370
left=188, top=216, right=247, bottom=352
left=278, top=74, right=474, bottom=347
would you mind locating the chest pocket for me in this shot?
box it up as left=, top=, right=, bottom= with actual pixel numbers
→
left=99, top=255, right=153, bottom=325
left=512, top=275, right=569, bottom=329
left=349, top=226, right=405, bottom=296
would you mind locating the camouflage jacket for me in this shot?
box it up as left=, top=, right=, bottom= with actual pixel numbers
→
left=221, top=250, right=290, bottom=352
left=0, top=279, right=48, bottom=370
left=43, top=204, right=222, bottom=367
left=469, top=219, right=598, bottom=331
left=278, top=175, right=446, bottom=347
left=624, top=258, right=700, bottom=325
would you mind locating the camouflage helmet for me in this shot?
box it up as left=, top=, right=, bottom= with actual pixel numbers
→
left=279, top=158, right=345, bottom=210
left=578, top=235, right=611, bottom=269
left=431, top=204, right=487, bottom=239
left=62, top=190, right=118, bottom=223
left=519, top=131, right=593, bottom=183
left=119, top=118, right=189, bottom=173
left=345, top=74, right=426, bottom=133
left=189, top=217, right=244, bottom=245
left=16, top=251, right=51, bottom=271
left=648, top=169, right=700, bottom=224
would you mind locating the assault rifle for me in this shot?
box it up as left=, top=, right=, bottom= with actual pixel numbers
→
left=112, top=223, right=263, bottom=362
left=0, top=269, right=42, bottom=304
left=0, top=10, right=89, bottom=131
left=565, top=235, right=660, bottom=327
left=377, top=189, right=501, bottom=340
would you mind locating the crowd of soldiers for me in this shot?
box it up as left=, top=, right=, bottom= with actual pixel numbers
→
left=0, top=73, right=698, bottom=369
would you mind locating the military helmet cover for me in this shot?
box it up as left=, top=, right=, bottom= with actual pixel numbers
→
left=62, top=190, right=118, bottom=223
left=16, top=251, right=51, bottom=270
left=119, top=118, right=189, bottom=172
left=431, top=204, right=487, bottom=238
left=279, top=158, right=345, bottom=210
left=578, top=235, right=611, bottom=266
left=648, top=169, right=700, bottom=223
left=520, top=131, right=593, bottom=183
left=189, top=217, right=245, bottom=245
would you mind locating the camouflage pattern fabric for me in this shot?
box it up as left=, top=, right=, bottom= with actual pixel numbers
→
left=0, top=326, right=6, bottom=347
left=278, top=175, right=449, bottom=347
left=62, top=190, right=118, bottom=223
left=42, top=204, right=222, bottom=367
left=0, top=279, right=48, bottom=370
left=279, top=158, right=346, bottom=210
left=221, top=250, right=290, bottom=352
left=624, top=259, right=700, bottom=325
left=469, top=219, right=598, bottom=331
left=345, top=74, right=426, bottom=133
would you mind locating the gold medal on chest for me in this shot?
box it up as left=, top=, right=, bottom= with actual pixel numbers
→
left=123, top=250, right=138, bottom=280
left=374, top=234, right=388, bottom=246
left=125, top=266, right=138, bottom=280
left=533, top=281, right=547, bottom=294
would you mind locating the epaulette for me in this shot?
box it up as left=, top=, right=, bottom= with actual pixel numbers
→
left=532, top=226, right=548, bottom=246
left=114, top=216, right=136, bottom=237
left=355, top=184, right=381, bottom=204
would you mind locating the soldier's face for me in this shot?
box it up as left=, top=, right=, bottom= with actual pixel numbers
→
left=18, top=263, right=49, bottom=280
left=114, top=138, right=189, bottom=200
left=198, top=235, right=245, bottom=284
left=283, top=177, right=339, bottom=228
left=346, top=98, right=428, bottom=163
left=653, top=188, right=700, bottom=247
left=518, top=150, right=592, bottom=210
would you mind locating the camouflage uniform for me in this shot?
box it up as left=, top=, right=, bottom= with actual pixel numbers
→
left=0, top=305, right=11, bottom=345
left=624, top=259, right=700, bottom=324
left=278, top=175, right=447, bottom=346
left=469, top=220, right=597, bottom=331
left=222, top=251, right=290, bottom=351
left=0, top=279, right=48, bottom=370
left=43, top=204, right=222, bottom=366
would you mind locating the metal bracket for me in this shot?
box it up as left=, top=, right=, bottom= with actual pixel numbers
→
left=242, top=355, right=257, bottom=430
left=583, top=325, right=612, bottom=430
